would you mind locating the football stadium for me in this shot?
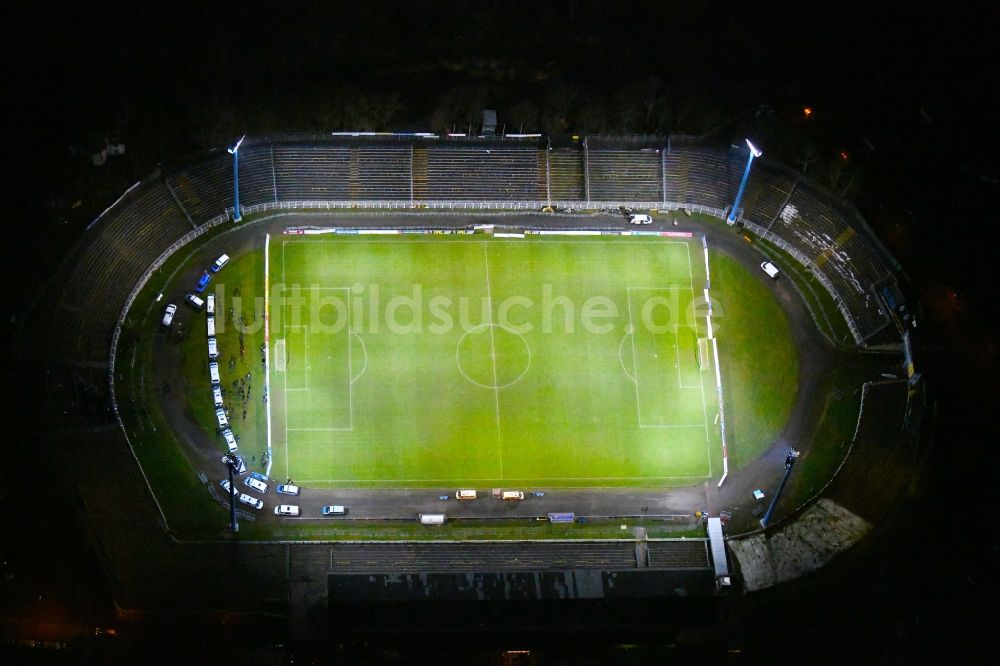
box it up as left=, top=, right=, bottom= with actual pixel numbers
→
left=32, top=132, right=925, bottom=642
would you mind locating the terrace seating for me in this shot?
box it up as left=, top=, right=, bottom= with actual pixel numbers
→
left=772, top=183, right=894, bottom=338
left=587, top=148, right=662, bottom=202
left=236, top=145, right=278, bottom=207
left=740, top=161, right=798, bottom=225
left=166, top=153, right=231, bottom=223
left=273, top=144, right=352, bottom=200
left=548, top=147, right=585, bottom=201
left=646, top=539, right=712, bottom=569
left=663, top=147, right=741, bottom=209
left=423, top=146, right=541, bottom=200
left=349, top=145, right=411, bottom=200
left=53, top=183, right=190, bottom=365
left=330, top=541, right=639, bottom=573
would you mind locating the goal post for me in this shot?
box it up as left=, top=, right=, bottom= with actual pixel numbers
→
left=274, top=338, right=286, bottom=373
left=697, top=337, right=710, bottom=371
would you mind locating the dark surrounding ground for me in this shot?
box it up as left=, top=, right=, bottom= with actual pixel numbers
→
left=2, top=1, right=998, bottom=662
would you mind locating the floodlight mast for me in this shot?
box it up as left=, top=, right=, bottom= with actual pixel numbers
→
left=225, top=453, right=239, bottom=533
left=759, top=448, right=800, bottom=529
left=727, top=139, right=763, bottom=225
left=228, top=134, right=246, bottom=222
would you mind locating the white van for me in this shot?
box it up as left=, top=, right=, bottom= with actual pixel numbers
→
left=161, top=304, right=177, bottom=327
left=419, top=514, right=446, bottom=525
left=212, top=386, right=224, bottom=407
left=185, top=293, right=205, bottom=310
left=215, top=407, right=229, bottom=429
left=208, top=361, right=221, bottom=385
left=628, top=213, right=653, bottom=225
left=238, top=493, right=263, bottom=510
left=760, top=261, right=780, bottom=279
left=456, top=489, right=477, bottom=500
left=221, top=428, right=237, bottom=452
left=206, top=293, right=216, bottom=315
left=206, top=316, right=216, bottom=337
left=211, top=254, right=230, bottom=272
left=501, top=491, right=524, bottom=501
left=207, top=337, right=219, bottom=359
left=274, top=505, right=300, bottom=517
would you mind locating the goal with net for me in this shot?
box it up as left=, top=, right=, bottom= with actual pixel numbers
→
left=697, top=337, right=710, bottom=371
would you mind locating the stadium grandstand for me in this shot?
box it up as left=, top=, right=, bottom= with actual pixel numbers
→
left=32, top=131, right=915, bottom=616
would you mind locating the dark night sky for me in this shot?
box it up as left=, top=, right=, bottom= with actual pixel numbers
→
left=2, top=0, right=998, bottom=660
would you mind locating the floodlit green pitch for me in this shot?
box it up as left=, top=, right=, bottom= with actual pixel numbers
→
left=268, top=235, right=722, bottom=487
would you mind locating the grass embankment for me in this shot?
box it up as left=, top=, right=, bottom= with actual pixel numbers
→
left=708, top=250, right=799, bottom=470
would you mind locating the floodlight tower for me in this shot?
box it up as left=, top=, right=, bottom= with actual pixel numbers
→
left=759, top=448, right=800, bottom=529
left=224, top=452, right=239, bottom=532
left=727, top=139, right=763, bottom=225
left=228, top=134, right=246, bottom=222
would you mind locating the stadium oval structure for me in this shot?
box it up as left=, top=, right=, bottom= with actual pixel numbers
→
left=39, top=133, right=925, bottom=607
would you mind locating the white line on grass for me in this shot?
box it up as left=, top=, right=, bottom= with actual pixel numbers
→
left=296, top=474, right=715, bottom=484
left=282, top=241, right=290, bottom=478
left=483, top=243, right=504, bottom=479
left=683, top=241, right=712, bottom=476
left=625, top=287, right=644, bottom=427
left=287, top=427, right=355, bottom=432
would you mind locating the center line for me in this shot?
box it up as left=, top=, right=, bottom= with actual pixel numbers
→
left=483, top=244, right=504, bottom=478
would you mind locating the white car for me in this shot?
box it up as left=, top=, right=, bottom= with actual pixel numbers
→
left=238, top=493, right=263, bottom=510
left=628, top=213, right=653, bottom=225
left=276, top=484, right=300, bottom=496
left=274, top=505, right=300, bottom=517
left=207, top=337, right=219, bottom=359
left=212, top=386, right=224, bottom=407
left=161, top=304, right=177, bottom=327
left=244, top=477, right=268, bottom=494
left=206, top=293, right=216, bottom=315
left=760, top=261, right=780, bottom=279
left=221, top=428, right=237, bottom=453
left=211, top=254, right=230, bottom=272
left=185, top=293, right=205, bottom=310
left=321, top=505, right=347, bottom=516
left=219, top=479, right=236, bottom=496
left=456, top=489, right=477, bottom=500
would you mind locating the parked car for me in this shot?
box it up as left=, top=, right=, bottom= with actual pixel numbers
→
left=456, top=489, right=477, bottom=500
left=244, top=477, right=268, bottom=494
left=321, top=505, right=347, bottom=516
left=276, top=484, right=300, bottom=496
left=194, top=272, right=211, bottom=293
left=185, top=293, right=205, bottom=309
left=501, top=491, right=525, bottom=501
left=274, top=505, right=300, bottom=517
left=628, top=213, right=653, bottom=225
left=760, top=260, right=780, bottom=279
left=250, top=472, right=269, bottom=482
left=221, top=428, right=237, bottom=453
left=206, top=293, right=216, bottom=315
left=161, top=304, right=177, bottom=327
left=211, top=254, right=230, bottom=272
left=238, top=493, right=263, bottom=510
left=219, top=479, right=236, bottom=496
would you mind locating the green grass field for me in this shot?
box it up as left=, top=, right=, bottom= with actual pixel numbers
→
left=268, top=234, right=722, bottom=487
